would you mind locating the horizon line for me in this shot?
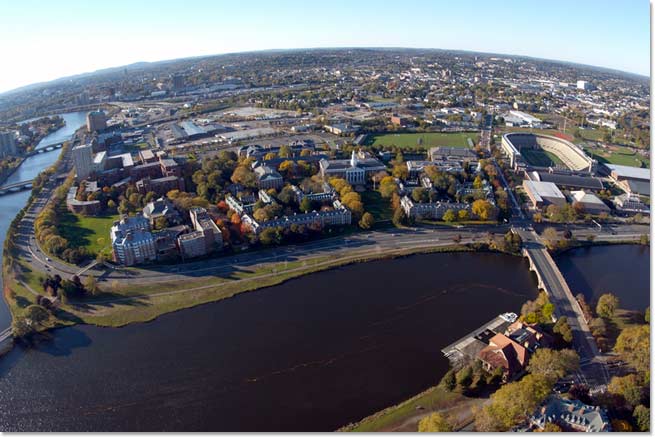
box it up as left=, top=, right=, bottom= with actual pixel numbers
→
left=0, top=45, right=649, bottom=96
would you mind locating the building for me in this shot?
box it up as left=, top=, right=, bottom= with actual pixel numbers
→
left=478, top=333, right=528, bottom=381
left=189, top=207, right=222, bottom=255
left=570, top=190, right=610, bottom=215
left=501, top=133, right=596, bottom=173
left=66, top=185, right=101, bottom=215
left=72, top=144, right=94, bottom=180
left=319, top=151, right=386, bottom=185
left=142, top=197, right=182, bottom=227
left=323, top=123, right=360, bottom=135
left=177, top=231, right=209, bottom=259
left=504, top=110, right=542, bottom=128
left=605, top=164, right=650, bottom=197
left=505, top=321, right=549, bottom=352
left=253, top=165, right=284, bottom=189
left=576, top=80, right=594, bottom=91
left=242, top=200, right=351, bottom=234
left=136, top=175, right=185, bottom=196
left=110, top=216, right=157, bottom=266
left=529, top=396, right=610, bottom=432
left=522, top=180, right=567, bottom=208
left=0, top=131, right=17, bottom=158
left=172, top=74, right=185, bottom=90
left=400, top=196, right=471, bottom=220
left=526, top=171, right=604, bottom=192
left=86, top=110, right=107, bottom=132
left=406, top=160, right=464, bottom=178
left=613, top=193, right=650, bottom=215
left=390, top=114, right=412, bottom=127
left=428, top=146, right=477, bottom=162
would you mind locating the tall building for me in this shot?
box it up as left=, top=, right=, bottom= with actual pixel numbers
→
left=86, top=110, right=107, bottom=132
left=0, top=131, right=17, bottom=158
left=172, top=74, right=185, bottom=90
left=189, top=207, right=223, bottom=253
left=576, top=80, right=594, bottom=91
left=110, top=216, right=157, bottom=266
left=72, top=144, right=94, bottom=180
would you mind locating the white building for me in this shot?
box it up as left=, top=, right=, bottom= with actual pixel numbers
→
left=570, top=190, right=610, bottom=214
left=319, top=151, right=386, bottom=185
left=110, top=216, right=156, bottom=266
left=522, top=180, right=567, bottom=208
left=72, top=144, right=94, bottom=181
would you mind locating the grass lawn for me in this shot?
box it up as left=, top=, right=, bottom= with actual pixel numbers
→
left=521, top=148, right=563, bottom=167
left=361, top=190, right=392, bottom=222
left=58, top=208, right=119, bottom=257
left=584, top=145, right=648, bottom=168
left=341, top=386, right=466, bottom=432
left=366, top=132, right=477, bottom=149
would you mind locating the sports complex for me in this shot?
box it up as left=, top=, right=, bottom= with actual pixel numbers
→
left=500, top=132, right=597, bottom=174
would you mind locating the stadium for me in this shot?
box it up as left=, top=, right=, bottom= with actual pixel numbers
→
left=500, top=132, right=596, bottom=174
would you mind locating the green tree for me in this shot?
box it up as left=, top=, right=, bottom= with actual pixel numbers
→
left=418, top=412, right=453, bottom=432
left=553, top=316, right=573, bottom=343
left=299, top=197, right=313, bottom=213
left=608, top=374, right=644, bottom=407
left=596, top=293, right=619, bottom=319
left=259, top=228, right=281, bottom=246
left=633, top=405, right=650, bottom=431
left=84, top=275, right=99, bottom=295
left=456, top=365, right=473, bottom=389
left=526, top=348, right=579, bottom=381
left=411, top=187, right=429, bottom=203
left=442, top=209, right=456, bottom=223
left=25, top=305, right=49, bottom=324
left=359, top=212, right=375, bottom=230
left=542, top=227, right=560, bottom=251
left=614, top=324, right=650, bottom=374
left=154, top=216, right=168, bottom=230
left=439, top=369, right=457, bottom=392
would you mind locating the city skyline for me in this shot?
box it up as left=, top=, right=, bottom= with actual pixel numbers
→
left=0, top=0, right=650, bottom=94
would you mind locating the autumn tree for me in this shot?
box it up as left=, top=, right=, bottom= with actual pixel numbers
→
left=471, top=199, right=494, bottom=220
left=359, top=212, right=375, bottom=229
left=614, top=324, right=649, bottom=374
left=608, top=374, right=644, bottom=407
left=442, top=209, right=456, bottom=223
left=418, top=412, right=453, bottom=432
left=526, top=348, right=579, bottom=381
left=596, top=293, right=619, bottom=319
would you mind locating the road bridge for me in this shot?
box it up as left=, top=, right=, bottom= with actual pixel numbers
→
left=517, top=228, right=609, bottom=387
left=0, top=180, right=34, bottom=195
left=25, top=143, right=64, bottom=156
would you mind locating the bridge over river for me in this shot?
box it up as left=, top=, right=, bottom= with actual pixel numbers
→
left=0, top=179, right=34, bottom=195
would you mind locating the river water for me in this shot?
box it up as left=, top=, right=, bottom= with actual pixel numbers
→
left=0, top=112, right=88, bottom=328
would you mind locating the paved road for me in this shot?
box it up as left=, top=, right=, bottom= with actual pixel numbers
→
left=517, top=228, right=610, bottom=387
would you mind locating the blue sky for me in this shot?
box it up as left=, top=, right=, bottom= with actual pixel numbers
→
left=0, top=0, right=649, bottom=93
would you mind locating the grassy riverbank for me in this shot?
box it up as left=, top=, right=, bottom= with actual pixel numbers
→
left=4, top=243, right=478, bottom=332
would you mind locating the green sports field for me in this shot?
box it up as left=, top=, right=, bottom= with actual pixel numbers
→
left=366, top=132, right=477, bottom=149
left=58, top=211, right=119, bottom=257
left=521, top=148, right=563, bottom=167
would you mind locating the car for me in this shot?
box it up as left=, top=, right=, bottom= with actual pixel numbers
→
left=45, top=257, right=51, bottom=262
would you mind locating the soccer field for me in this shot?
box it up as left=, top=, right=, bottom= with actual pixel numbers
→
left=367, top=132, right=477, bottom=149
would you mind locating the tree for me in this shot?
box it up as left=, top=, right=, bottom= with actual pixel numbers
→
left=542, top=227, right=559, bottom=251
left=359, top=212, right=375, bottom=229
left=633, top=405, right=650, bottom=431
left=527, top=348, right=579, bottom=381
left=259, top=228, right=281, bottom=246
left=411, top=187, right=429, bottom=203
left=442, top=209, right=456, bottom=223
left=378, top=176, right=398, bottom=198
left=474, top=374, right=553, bottom=431
left=608, top=374, right=644, bottom=407
left=596, top=293, right=619, bottom=319
left=154, top=216, right=168, bottom=230
left=553, top=316, right=573, bottom=343
left=299, top=197, right=313, bottom=213
left=456, top=365, right=473, bottom=389
left=614, top=324, right=649, bottom=374
left=25, top=305, right=49, bottom=324
left=439, top=369, right=457, bottom=392
left=473, top=175, right=483, bottom=189
left=84, top=275, right=99, bottom=295
left=418, top=412, right=453, bottom=432
left=458, top=209, right=470, bottom=221
left=540, top=423, right=562, bottom=432
left=471, top=199, right=493, bottom=220
left=645, top=306, right=650, bottom=323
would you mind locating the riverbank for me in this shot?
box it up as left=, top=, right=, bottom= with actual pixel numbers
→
left=6, top=242, right=492, bottom=332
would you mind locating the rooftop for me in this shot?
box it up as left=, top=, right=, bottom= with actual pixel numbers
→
left=607, top=164, right=650, bottom=181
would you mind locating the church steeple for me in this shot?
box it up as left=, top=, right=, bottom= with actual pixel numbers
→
left=350, top=150, right=358, bottom=167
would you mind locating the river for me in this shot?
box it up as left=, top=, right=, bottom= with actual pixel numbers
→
left=0, top=112, right=88, bottom=328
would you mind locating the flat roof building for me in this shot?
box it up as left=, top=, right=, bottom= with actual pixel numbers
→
left=522, top=180, right=566, bottom=208
left=570, top=190, right=610, bottom=215
left=72, top=144, right=94, bottom=181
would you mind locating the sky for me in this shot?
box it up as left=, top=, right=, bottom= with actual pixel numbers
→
left=0, top=0, right=650, bottom=94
